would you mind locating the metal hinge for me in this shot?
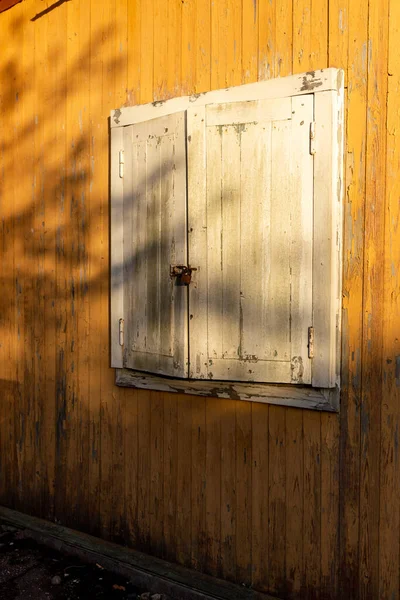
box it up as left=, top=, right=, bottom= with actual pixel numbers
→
left=119, top=150, right=124, bottom=178
left=308, top=326, right=314, bottom=359
left=119, top=318, right=124, bottom=346
left=310, top=122, right=316, bottom=155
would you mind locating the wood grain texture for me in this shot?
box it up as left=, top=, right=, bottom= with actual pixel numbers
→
left=337, top=0, right=368, bottom=595
left=359, top=0, right=388, bottom=596
left=1, top=1, right=400, bottom=599
left=379, top=3, right=400, bottom=598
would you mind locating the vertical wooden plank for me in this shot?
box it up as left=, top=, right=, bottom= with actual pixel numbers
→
left=111, top=0, right=129, bottom=544
left=328, top=0, right=349, bottom=74
left=194, top=0, right=211, bottom=93
left=242, top=0, right=258, bottom=84
left=181, top=0, right=196, bottom=93
left=205, top=127, right=223, bottom=364
left=191, top=396, right=207, bottom=572
left=137, top=390, right=151, bottom=551
left=236, top=401, right=252, bottom=585
left=268, top=405, right=286, bottom=596
left=3, top=5, right=19, bottom=512
left=338, top=0, right=368, bottom=594
left=290, top=95, right=314, bottom=385
left=285, top=409, right=304, bottom=595
left=188, top=106, right=207, bottom=379
left=127, top=0, right=141, bottom=105
left=140, top=0, right=154, bottom=103
left=42, top=0, right=68, bottom=522
left=87, top=0, right=108, bottom=537
left=166, top=0, right=182, bottom=96
left=320, top=413, right=340, bottom=598
left=322, top=1, right=348, bottom=596
left=310, top=0, right=328, bottom=70
left=359, top=0, right=388, bottom=596
left=64, top=0, right=89, bottom=530
left=150, top=391, right=164, bottom=556
left=52, top=0, right=69, bottom=524
left=14, top=0, right=33, bottom=514
left=258, top=0, right=275, bottom=80
left=251, top=403, right=269, bottom=592
left=98, top=0, right=116, bottom=541
left=275, top=0, right=293, bottom=77
left=239, top=122, right=270, bottom=364
left=220, top=400, right=236, bottom=582
left=303, top=412, right=321, bottom=599
left=221, top=128, right=241, bottom=361
left=293, top=0, right=311, bottom=74
left=379, top=2, right=400, bottom=596
left=188, top=0, right=210, bottom=383
left=145, top=134, right=162, bottom=357
left=312, top=89, right=343, bottom=389
left=176, top=395, right=193, bottom=567
left=163, top=394, right=178, bottom=562
left=153, top=0, right=168, bottom=100
left=75, top=0, right=92, bottom=529
left=269, top=122, right=291, bottom=360
left=211, top=0, right=242, bottom=89
left=205, top=397, right=221, bottom=576
left=124, top=388, right=139, bottom=547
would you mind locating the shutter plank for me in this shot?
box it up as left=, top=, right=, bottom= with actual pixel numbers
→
left=240, top=122, right=271, bottom=362
left=312, top=90, right=343, bottom=388
left=122, top=125, right=135, bottom=366
left=269, top=119, right=291, bottom=361
left=206, top=126, right=224, bottom=364
left=187, top=107, right=208, bottom=379
left=146, top=129, right=162, bottom=356
left=221, top=126, right=241, bottom=360
left=111, top=127, right=124, bottom=367
left=290, top=95, right=314, bottom=384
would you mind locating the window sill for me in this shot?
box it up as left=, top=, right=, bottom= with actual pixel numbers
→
left=116, top=369, right=339, bottom=412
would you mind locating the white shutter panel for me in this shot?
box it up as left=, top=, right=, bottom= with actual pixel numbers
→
left=188, top=95, right=314, bottom=384
left=122, top=112, right=188, bottom=377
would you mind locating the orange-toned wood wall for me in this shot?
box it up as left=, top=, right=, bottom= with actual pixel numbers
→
left=0, top=0, right=398, bottom=598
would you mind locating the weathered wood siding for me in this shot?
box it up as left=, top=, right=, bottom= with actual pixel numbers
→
left=0, top=1, right=397, bottom=598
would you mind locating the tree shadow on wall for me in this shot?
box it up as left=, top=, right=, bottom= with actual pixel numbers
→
left=0, top=7, right=320, bottom=595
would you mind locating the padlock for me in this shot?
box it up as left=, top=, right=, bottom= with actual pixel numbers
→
left=181, top=272, right=192, bottom=285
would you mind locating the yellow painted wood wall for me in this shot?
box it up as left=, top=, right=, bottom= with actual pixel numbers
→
left=0, top=0, right=398, bottom=598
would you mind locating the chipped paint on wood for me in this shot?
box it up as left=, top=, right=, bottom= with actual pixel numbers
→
left=116, top=368, right=338, bottom=412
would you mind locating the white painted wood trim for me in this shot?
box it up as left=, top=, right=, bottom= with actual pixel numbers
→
left=312, top=77, right=344, bottom=388
left=111, top=69, right=342, bottom=129
left=116, top=369, right=339, bottom=412
left=110, top=127, right=124, bottom=367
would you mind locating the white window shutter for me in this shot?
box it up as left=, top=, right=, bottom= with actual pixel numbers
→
left=188, top=95, right=314, bottom=384
left=120, top=112, right=188, bottom=377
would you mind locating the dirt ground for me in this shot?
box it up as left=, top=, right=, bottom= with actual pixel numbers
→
left=0, top=525, right=148, bottom=600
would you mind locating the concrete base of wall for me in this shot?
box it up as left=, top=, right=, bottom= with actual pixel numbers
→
left=0, top=506, right=279, bottom=600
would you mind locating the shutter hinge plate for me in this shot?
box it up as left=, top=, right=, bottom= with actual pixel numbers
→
left=119, top=150, right=124, bottom=178
left=308, top=326, right=314, bottom=358
left=310, top=122, right=316, bottom=155
left=119, top=318, right=124, bottom=346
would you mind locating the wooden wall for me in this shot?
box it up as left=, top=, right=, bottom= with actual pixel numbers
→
left=0, top=0, right=398, bottom=598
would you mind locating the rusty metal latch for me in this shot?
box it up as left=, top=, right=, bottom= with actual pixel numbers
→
left=170, top=265, right=197, bottom=285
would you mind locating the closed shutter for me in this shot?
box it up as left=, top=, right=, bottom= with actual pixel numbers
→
left=122, top=112, right=188, bottom=377
left=188, top=95, right=314, bottom=384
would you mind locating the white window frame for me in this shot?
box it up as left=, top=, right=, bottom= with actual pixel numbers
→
left=110, top=68, right=344, bottom=412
